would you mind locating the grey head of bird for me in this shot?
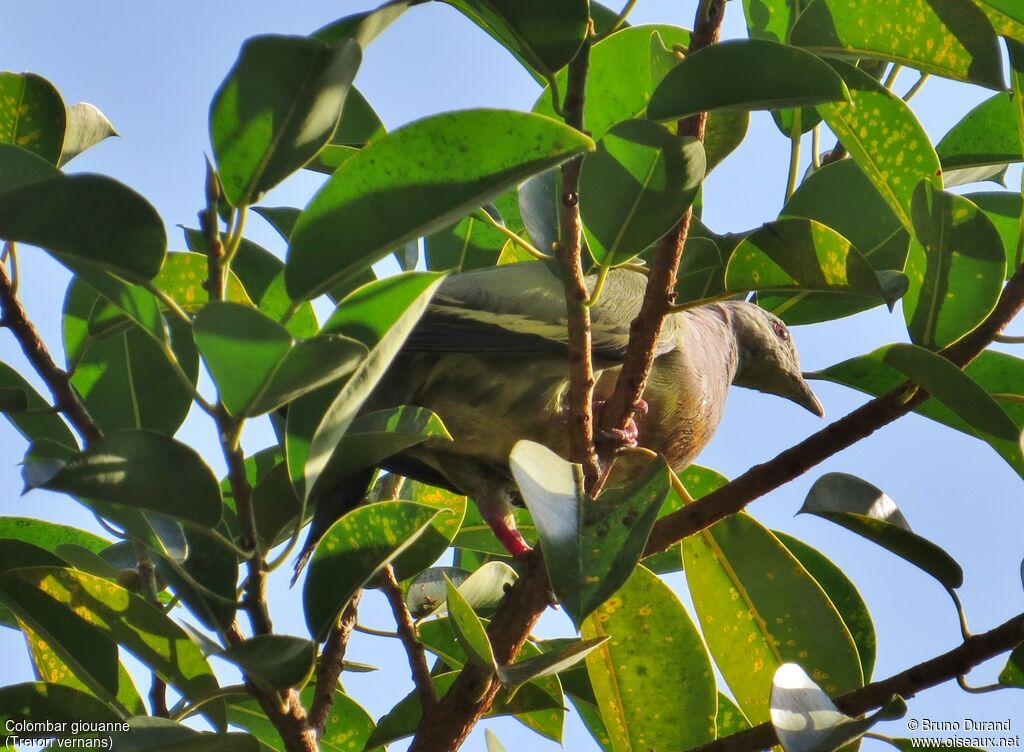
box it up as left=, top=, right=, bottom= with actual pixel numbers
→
left=724, top=301, right=825, bottom=418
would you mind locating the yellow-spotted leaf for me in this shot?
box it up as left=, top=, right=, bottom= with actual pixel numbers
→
left=0, top=72, right=65, bottom=163
left=582, top=565, right=717, bottom=751
left=153, top=252, right=251, bottom=311
left=680, top=466, right=862, bottom=724
left=816, top=60, right=942, bottom=232
left=791, top=0, right=1003, bottom=89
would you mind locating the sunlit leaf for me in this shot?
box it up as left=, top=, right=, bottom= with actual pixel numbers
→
left=0, top=72, right=65, bottom=163
left=59, top=102, right=117, bottom=166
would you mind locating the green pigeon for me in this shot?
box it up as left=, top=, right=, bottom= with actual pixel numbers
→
left=293, top=261, right=823, bottom=580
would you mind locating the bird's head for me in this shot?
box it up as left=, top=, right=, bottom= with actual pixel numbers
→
left=726, top=302, right=825, bottom=418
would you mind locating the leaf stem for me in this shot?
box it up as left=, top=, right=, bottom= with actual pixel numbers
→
left=994, top=333, right=1024, bottom=344
left=158, top=340, right=215, bottom=414
left=811, top=125, right=821, bottom=171
left=355, top=622, right=401, bottom=638
left=582, top=264, right=610, bottom=308
left=882, top=63, right=902, bottom=90
left=947, top=586, right=971, bottom=640
left=145, top=281, right=192, bottom=325
left=472, top=209, right=551, bottom=260
left=593, top=0, right=637, bottom=42
left=902, top=73, right=929, bottom=102
left=785, top=110, right=802, bottom=200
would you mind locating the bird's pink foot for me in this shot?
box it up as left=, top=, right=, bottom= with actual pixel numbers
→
left=593, top=398, right=648, bottom=449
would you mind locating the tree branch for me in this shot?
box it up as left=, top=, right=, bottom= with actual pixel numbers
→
left=593, top=0, right=727, bottom=491
left=309, top=591, right=362, bottom=736
left=687, top=610, right=1024, bottom=752
left=555, top=36, right=600, bottom=488
left=380, top=564, right=439, bottom=712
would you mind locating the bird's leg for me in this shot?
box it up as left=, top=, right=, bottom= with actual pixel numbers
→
left=593, top=397, right=648, bottom=449
left=480, top=502, right=532, bottom=558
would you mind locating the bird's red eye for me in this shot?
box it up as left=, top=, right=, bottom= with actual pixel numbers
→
left=773, top=321, right=790, bottom=341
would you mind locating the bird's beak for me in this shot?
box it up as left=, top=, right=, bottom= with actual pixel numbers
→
left=790, top=375, right=825, bottom=418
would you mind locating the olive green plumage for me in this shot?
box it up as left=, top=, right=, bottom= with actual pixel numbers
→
left=294, top=261, right=823, bottom=577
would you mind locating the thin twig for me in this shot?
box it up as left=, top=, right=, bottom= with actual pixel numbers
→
left=902, top=73, right=929, bottom=102
left=309, top=591, right=362, bottom=736
left=687, top=610, right=1024, bottom=752
left=381, top=564, right=439, bottom=712
left=593, top=0, right=637, bottom=42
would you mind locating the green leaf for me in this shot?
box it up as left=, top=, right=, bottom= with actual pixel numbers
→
left=229, top=685, right=375, bottom=752
left=425, top=213, right=507, bottom=271
left=772, top=664, right=906, bottom=752
left=535, top=25, right=691, bottom=139
left=63, top=258, right=166, bottom=342
left=816, top=60, right=942, bottom=232
left=313, top=1, right=410, bottom=48
left=0, top=142, right=59, bottom=195
left=252, top=206, right=301, bottom=241
left=284, top=110, right=592, bottom=301
left=0, top=72, right=65, bottom=163
left=510, top=441, right=670, bottom=628
left=5, top=567, right=224, bottom=729
left=0, top=362, right=76, bottom=448
left=441, top=0, right=589, bottom=78
left=582, top=565, right=717, bottom=750
left=791, top=0, right=1003, bottom=88
left=716, top=693, right=751, bottom=737
left=724, top=219, right=894, bottom=310
left=648, top=39, right=849, bottom=122
left=36, top=430, right=222, bottom=528
left=303, top=501, right=441, bottom=641
left=812, top=349, right=1024, bottom=477
left=153, top=252, right=252, bottom=311
left=193, top=302, right=365, bottom=417
left=580, top=120, right=705, bottom=266
left=774, top=531, right=876, bottom=681
left=998, top=643, right=1024, bottom=686
left=405, top=567, right=469, bottom=618
left=0, top=517, right=108, bottom=554
left=390, top=481, right=468, bottom=581
left=247, top=461, right=301, bottom=550
left=155, top=526, right=238, bottom=633
left=210, top=35, right=361, bottom=207
left=969, top=192, right=1023, bottom=278
left=218, top=635, right=316, bottom=692
left=801, top=472, right=965, bottom=589
left=0, top=682, right=122, bottom=727
left=297, top=273, right=444, bottom=500
left=444, top=574, right=496, bottom=670
left=0, top=173, right=166, bottom=281
left=498, top=636, right=608, bottom=688
left=304, top=88, right=387, bottom=175
left=59, top=102, right=117, bottom=166
left=937, top=93, right=1022, bottom=173
left=904, top=183, right=1006, bottom=350
left=104, top=718, right=259, bottom=752
left=680, top=466, right=862, bottom=724
left=764, top=159, right=911, bottom=324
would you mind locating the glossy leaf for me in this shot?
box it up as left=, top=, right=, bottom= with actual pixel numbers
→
left=153, top=526, right=238, bottom=634
left=441, top=0, right=589, bottom=78
left=801, top=472, right=965, bottom=589
left=673, top=237, right=726, bottom=307
left=0, top=517, right=108, bottom=555
left=681, top=466, right=862, bottom=723
left=58, top=102, right=117, bottom=166
left=0, top=362, right=76, bottom=448
left=812, top=349, right=1024, bottom=477
left=444, top=575, right=496, bottom=670
left=414, top=561, right=519, bottom=619
left=816, top=60, right=941, bottom=232
left=305, top=88, right=387, bottom=175
left=4, top=567, right=223, bottom=729
left=153, top=252, right=251, bottom=311
left=725, top=218, right=894, bottom=310
left=0, top=71, right=65, bottom=163
left=425, top=213, right=507, bottom=271
left=0, top=142, right=59, bottom=195
left=0, top=681, right=122, bottom=727
left=298, top=273, right=444, bottom=501
left=285, top=110, right=592, bottom=300
left=582, top=565, right=717, bottom=751
left=772, top=663, right=905, bottom=752
left=304, top=501, right=441, bottom=641
left=252, top=206, right=300, bottom=241
left=904, top=183, right=1006, bottom=350
left=510, top=441, right=670, bottom=627
left=937, top=93, right=1022, bottom=174
left=716, top=693, right=751, bottom=737
left=194, top=302, right=365, bottom=417
left=580, top=120, right=705, bottom=266
left=36, top=430, right=222, bottom=528
left=765, top=159, right=911, bottom=324
left=774, top=531, right=876, bottom=680
left=219, top=635, right=316, bottom=692
left=314, top=1, right=410, bottom=48
left=390, top=482, right=467, bottom=581
left=210, top=35, right=361, bottom=206
left=498, top=636, right=608, bottom=688
left=0, top=173, right=166, bottom=281
left=969, top=192, right=1023, bottom=277
left=405, top=566, right=469, bottom=618
left=998, top=643, right=1024, bottom=687
left=518, top=168, right=560, bottom=254
left=0, top=387, right=27, bottom=412
left=648, top=39, right=848, bottom=121
left=791, top=0, right=1003, bottom=88
left=104, top=718, right=259, bottom=752
left=977, top=0, right=1024, bottom=39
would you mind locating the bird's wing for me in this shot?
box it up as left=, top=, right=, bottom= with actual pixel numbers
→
left=404, top=261, right=676, bottom=361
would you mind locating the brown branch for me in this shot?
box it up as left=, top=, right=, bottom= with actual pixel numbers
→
left=0, top=249, right=99, bottom=444
left=644, top=263, right=1024, bottom=556
left=380, top=564, right=439, bottom=712
left=688, top=610, right=1024, bottom=752
left=309, top=591, right=362, bottom=736
left=593, top=0, right=727, bottom=492
left=555, top=37, right=600, bottom=488
left=134, top=541, right=169, bottom=717
left=200, top=158, right=225, bottom=300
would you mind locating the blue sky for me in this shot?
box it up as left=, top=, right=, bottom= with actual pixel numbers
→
left=1, top=1, right=1022, bottom=749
